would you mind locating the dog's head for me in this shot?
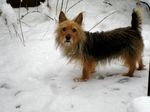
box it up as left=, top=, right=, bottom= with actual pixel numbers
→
left=56, top=11, right=85, bottom=48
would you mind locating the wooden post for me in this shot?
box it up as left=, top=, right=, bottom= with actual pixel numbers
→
left=148, top=63, right=150, bottom=96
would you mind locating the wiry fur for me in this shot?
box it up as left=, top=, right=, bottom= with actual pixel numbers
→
left=55, top=9, right=144, bottom=81
left=56, top=12, right=85, bottom=61
left=131, top=8, right=142, bottom=31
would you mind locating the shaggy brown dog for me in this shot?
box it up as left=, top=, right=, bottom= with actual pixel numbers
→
left=55, top=9, right=144, bottom=81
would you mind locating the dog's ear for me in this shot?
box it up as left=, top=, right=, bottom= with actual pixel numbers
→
left=59, top=11, right=67, bottom=23
left=74, top=12, right=83, bottom=25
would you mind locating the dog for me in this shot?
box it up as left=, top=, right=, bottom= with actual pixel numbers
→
left=55, top=8, right=144, bottom=81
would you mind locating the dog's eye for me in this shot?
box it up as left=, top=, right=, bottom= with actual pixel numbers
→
left=72, top=28, right=77, bottom=32
left=62, top=27, right=66, bottom=31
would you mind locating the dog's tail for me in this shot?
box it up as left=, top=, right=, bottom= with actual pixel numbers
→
left=131, top=8, right=142, bottom=31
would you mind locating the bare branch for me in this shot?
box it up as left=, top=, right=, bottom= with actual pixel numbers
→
left=5, top=19, right=13, bottom=39
left=60, top=0, right=64, bottom=12
left=65, top=0, right=69, bottom=13
left=18, top=0, right=25, bottom=46
left=67, top=0, right=83, bottom=13
left=21, top=11, right=30, bottom=19
left=41, top=28, right=49, bottom=40
left=56, top=0, right=60, bottom=15
left=46, top=0, right=51, bottom=9
left=12, top=24, right=24, bottom=46
left=21, top=10, right=54, bottom=21
left=45, top=15, right=54, bottom=21
left=89, top=11, right=118, bottom=32
left=6, top=25, right=13, bottom=39
left=21, top=21, right=31, bottom=27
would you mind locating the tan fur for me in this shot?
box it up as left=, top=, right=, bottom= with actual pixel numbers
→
left=55, top=11, right=144, bottom=82
left=56, top=12, right=85, bottom=62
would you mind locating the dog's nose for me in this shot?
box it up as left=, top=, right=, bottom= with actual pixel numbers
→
left=66, top=35, right=71, bottom=41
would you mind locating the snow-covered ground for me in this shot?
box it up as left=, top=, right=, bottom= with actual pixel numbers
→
left=128, top=96, right=150, bottom=112
left=0, top=0, right=150, bottom=112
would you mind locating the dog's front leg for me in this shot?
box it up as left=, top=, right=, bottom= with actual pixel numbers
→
left=74, top=59, right=96, bottom=82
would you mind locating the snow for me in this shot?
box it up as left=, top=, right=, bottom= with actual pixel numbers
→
left=1, top=3, right=17, bottom=25
left=0, top=0, right=150, bottom=112
left=127, top=96, right=150, bottom=112
left=40, top=1, right=52, bottom=20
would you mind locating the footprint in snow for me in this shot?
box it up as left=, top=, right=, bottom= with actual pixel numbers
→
left=0, top=83, right=10, bottom=89
left=14, top=90, right=22, bottom=96
left=94, top=73, right=120, bottom=80
left=117, top=78, right=130, bottom=83
left=15, top=105, right=21, bottom=109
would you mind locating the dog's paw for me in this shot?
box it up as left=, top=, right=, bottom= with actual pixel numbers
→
left=91, top=70, right=96, bottom=73
left=73, top=77, right=88, bottom=82
left=137, top=67, right=146, bottom=71
left=122, top=73, right=133, bottom=77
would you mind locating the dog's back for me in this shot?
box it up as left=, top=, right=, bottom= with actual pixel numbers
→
left=82, top=8, right=144, bottom=77
left=83, top=8, right=144, bottom=60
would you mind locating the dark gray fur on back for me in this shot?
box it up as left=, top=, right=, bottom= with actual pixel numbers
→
left=82, top=27, right=143, bottom=61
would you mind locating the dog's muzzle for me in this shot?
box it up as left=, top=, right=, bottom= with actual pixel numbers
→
left=65, top=35, right=71, bottom=43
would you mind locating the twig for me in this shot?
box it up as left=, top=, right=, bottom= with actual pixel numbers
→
left=67, top=0, right=83, bottom=13
left=0, top=10, right=2, bottom=16
left=31, top=10, right=40, bottom=13
left=103, top=1, right=112, bottom=6
left=47, top=0, right=51, bottom=9
left=21, top=21, right=31, bottom=27
left=89, top=11, right=118, bottom=32
left=45, top=15, right=54, bottom=21
left=36, top=0, right=39, bottom=12
left=6, top=25, right=13, bottom=39
left=21, top=10, right=39, bottom=19
left=60, top=0, right=64, bottom=12
left=54, top=17, right=58, bottom=23
left=31, top=11, right=54, bottom=21
left=25, top=0, right=29, bottom=12
left=21, top=10, right=54, bottom=21
left=148, top=62, right=150, bottom=96
left=65, top=0, right=69, bottom=13
left=56, top=0, right=59, bottom=16
left=21, top=11, right=30, bottom=19
left=41, top=28, right=49, bottom=40
left=19, top=0, right=25, bottom=46
left=5, top=18, right=13, bottom=39
left=12, top=24, right=24, bottom=45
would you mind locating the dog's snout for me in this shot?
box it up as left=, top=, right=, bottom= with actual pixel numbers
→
left=66, top=35, right=71, bottom=41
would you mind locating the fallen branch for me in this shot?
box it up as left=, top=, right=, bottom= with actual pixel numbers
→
left=89, top=10, right=118, bottom=32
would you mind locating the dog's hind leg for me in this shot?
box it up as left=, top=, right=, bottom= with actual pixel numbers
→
left=137, top=57, right=145, bottom=70
left=122, top=54, right=137, bottom=77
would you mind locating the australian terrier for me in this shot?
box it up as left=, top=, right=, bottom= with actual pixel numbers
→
left=55, top=8, right=144, bottom=81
